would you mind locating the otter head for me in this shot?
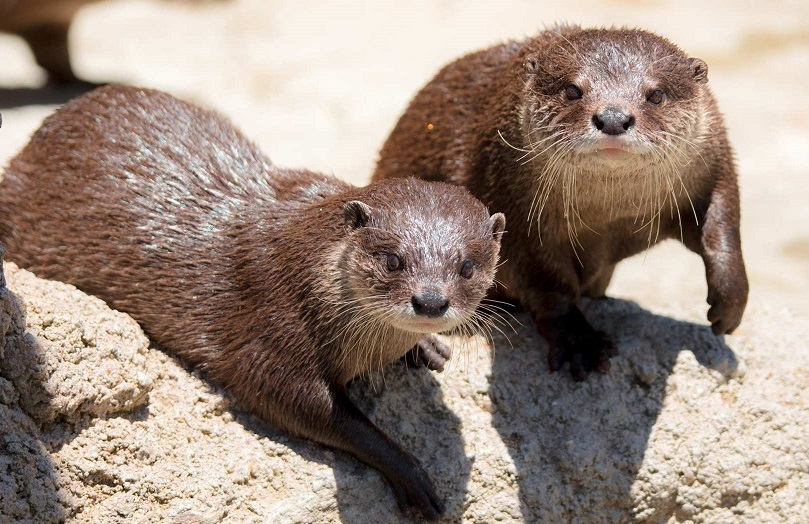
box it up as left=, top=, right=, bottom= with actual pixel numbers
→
left=520, top=27, right=709, bottom=173
left=342, top=179, right=505, bottom=334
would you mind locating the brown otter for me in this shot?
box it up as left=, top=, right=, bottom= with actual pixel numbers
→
left=0, top=0, right=225, bottom=84
left=0, top=0, right=103, bottom=83
left=0, top=85, right=506, bottom=520
left=374, top=25, right=748, bottom=380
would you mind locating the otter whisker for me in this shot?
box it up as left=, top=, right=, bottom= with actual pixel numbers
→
left=491, top=277, right=508, bottom=292
left=480, top=297, right=516, bottom=307
left=497, top=129, right=531, bottom=153
left=659, top=132, right=700, bottom=226
left=532, top=139, right=576, bottom=241
left=660, top=130, right=710, bottom=171
left=659, top=142, right=686, bottom=242
left=478, top=304, right=521, bottom=334
left=475, top=309, right=508, bottom=350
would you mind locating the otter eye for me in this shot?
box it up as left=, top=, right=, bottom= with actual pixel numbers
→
left=647, top=89, right=666, bottom=105
left=564, top=84, right=583, bottom=101
left=460, top=260, right=474, bottom=279
left=386, top=254, right=402, bottom=271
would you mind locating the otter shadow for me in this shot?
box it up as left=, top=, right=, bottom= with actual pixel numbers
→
left=0, top=81, right=101, bottom=109
left=489, top=297, right=737, bottom=522
left=0, top=261, right=67, bottom=523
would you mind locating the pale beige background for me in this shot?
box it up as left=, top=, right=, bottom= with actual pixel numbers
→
left=1, top=0, right=807, bottom=319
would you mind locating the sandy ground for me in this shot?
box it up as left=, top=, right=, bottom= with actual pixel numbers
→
left=0, top=0, right=807, bottom=315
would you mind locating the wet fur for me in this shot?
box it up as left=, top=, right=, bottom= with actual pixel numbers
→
left=0, top=85, right=505, bottom=519
left=374, top=25, right=748, bottom=379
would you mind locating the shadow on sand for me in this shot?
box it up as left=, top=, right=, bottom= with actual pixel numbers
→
left=234, top=362, right=470, bottom=524
left=0, top=81, right=101, bottom=109
left=227, top=296, right=736, bottom=523
left=489, top=297, right=737, bottom=522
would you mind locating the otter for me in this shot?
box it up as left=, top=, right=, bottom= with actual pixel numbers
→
left=0, top=0, right=103, bottom=83
left=0, top=0, right=224, bottom=85
left=0, top=85, right=506, bottom=520
left=374, top=25, right=748, bottom=380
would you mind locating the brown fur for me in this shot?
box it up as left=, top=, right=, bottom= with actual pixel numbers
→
left=0, top=85, right=506, bottom=519
left=374, top=26, right=748, bottom=380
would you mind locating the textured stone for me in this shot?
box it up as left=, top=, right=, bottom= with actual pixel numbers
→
left=1, top=264, right=152, bottom=425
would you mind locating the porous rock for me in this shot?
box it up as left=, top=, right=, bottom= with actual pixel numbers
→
left=1, top=263, right=152, bottom=425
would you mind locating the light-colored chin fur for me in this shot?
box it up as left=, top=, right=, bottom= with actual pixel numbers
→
left=518, top=109, right=709, bottom=251
left=333, top=297, right=469, bottom=384
left=516, top=94, right=712, bottom=247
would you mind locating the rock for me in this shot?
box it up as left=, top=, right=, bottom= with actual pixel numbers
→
left=1, top=263, right=153, bottom=425
left=0, top=262, right=807, bottom=523
left=0, top=262, right=72, bottom=523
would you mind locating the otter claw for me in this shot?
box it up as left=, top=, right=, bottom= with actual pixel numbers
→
left=389, top=459, right=445, bottom=521
left=403, top=335, right=451, bottom=372
left=708, top=301, right=744, bottom=336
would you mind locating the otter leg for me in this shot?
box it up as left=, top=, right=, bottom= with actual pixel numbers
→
left=320, top=386, right=445, bottom=520
left=533, top=304, right=616, bottom=381
left=17, top=23, right=80, bottom=84
left=682, top=175, right=748, bottom=335
left=581, top=264, right=615, bottom=298
left=403, top=335, right=451, bottom=372
left=263, top=385, right=445, bottom=518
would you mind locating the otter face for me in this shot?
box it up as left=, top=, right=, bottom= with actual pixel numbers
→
left=521, top=28, right=709, bottom=174
left=342, top=183, right=505, bottom=334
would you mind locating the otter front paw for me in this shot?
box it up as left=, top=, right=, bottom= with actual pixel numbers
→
left=403, top=335, right=451, bottom=372
left=547, top=328, right=616, bottom=382
left=389, top=458, right=445, bottom=521
left=707, top=284, right=747, bottom=336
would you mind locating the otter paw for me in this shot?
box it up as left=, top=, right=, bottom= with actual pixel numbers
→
left=403, top=335, right=451, bottom=372
left=707, top=291, right=746, bottom=336
left=389, top=460, right=445, bottom=521
left=706, top=264, right=748, bottom=336
left=547, top=329, right=616, bottom=381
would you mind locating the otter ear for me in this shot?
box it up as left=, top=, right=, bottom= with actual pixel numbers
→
left=489, top=212, right=506, bottom=242
left=689, top=58, right=708, bottom=84
left=344, top=200, right=372, bottom=231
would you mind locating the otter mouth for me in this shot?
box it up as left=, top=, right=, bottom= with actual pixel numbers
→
left=595, top=147, right=633, bottom=161
left=399, top=319, right=452, bottom=333
left=395, top=315, right=457, bottom=334
left=590, top=136, right=636, bottom=162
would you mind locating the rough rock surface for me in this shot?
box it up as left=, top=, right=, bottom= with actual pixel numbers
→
left=0, top=260, right=806, bottom=523
left=1, top=264, right=152, bottom=426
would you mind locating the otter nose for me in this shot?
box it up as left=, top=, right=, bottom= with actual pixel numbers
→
left=411, top=292, right=450, bottom=318
left=592, top=108, right=635, bottom=136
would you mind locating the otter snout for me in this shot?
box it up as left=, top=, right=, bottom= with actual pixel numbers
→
left=592, top=107, right=635, bottom=136
left=412, top=292, right=450, bottom=318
